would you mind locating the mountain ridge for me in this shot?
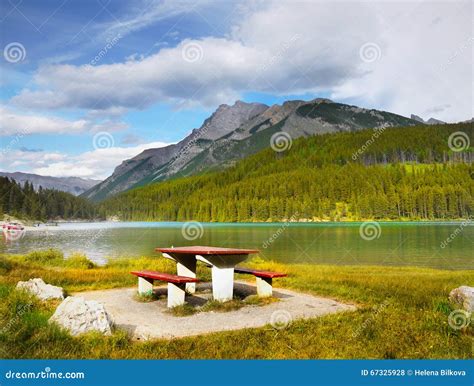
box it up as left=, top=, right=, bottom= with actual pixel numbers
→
left=0, top=172, right=101, bottom=196
left=84, top=98, right=420, bottom=201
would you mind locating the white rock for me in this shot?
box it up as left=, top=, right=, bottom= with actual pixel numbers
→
left=449, top=286, right=474, bottom=312
left=16, top=278, right=64, bottom=301
left=49, top=296, right=113, bottom=336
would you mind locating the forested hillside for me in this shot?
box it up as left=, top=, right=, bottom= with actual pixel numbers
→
left=84, top=98, right=419, bottom=201
left=0, top=177, right=100, bottom=221
left=101, top=123, right=473, bottom=221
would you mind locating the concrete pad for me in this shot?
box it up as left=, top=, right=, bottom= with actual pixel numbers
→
left=76, top=282, right=356, bottom=340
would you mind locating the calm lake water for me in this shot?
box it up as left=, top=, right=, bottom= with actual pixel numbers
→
left=1, top=222, right=473, bottom=269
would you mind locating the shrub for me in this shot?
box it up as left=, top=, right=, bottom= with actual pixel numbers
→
left=64, top=253, right=96, bottom=269
left=24, top=249, right=63, bottom=265
left=0, top=256, right=12, bottom=274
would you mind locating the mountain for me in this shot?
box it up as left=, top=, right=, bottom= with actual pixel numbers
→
left=410, top=114, right=425, bottom=123
left=84, top=99, right=420, bottom=201
left=0, top=172, right=101, bottom=196
left=410, top=114, right=446, bottom=125
left=426, top=118, right=446, bottom=125
left=169, top=99, right=419, bottom=180
left=100, top=123, right=473, bottom=222
left=82, top=101, right=268, bottom=201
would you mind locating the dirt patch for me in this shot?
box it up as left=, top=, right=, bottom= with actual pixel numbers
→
left=76, top=281, right=356, bottom=340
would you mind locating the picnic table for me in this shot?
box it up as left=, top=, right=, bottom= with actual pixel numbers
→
left=156, top=246, right=259, bottom=302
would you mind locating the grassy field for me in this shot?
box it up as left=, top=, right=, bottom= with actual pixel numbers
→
left=0, top=249, right=472, bottom=359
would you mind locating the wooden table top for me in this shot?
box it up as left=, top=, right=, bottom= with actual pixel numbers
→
left=156, top=246, right=260, bottom=255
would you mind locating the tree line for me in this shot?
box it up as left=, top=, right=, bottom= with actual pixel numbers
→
left=0, top=177, right=101, bottom=221
left=100, top=123, right=473, bottom=221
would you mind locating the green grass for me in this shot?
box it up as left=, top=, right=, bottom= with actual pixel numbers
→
left=169, top=294, right=279, bottom=316
left=0, top=251, right=472, bottom=359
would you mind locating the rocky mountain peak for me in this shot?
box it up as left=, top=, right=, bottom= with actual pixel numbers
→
left=426, top=117, right=446, bottom=125
left=197, top=100, right=268, bottom=140
left=309, top=97, right=333, bottom=104
left=410, top=114, right=446, bottom=125
left=411, top=114, right=425, bottom=123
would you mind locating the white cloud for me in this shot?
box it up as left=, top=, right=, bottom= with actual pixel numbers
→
left=0, top=106, right=129, bottom=136
left=12, top=38, right=262, bottom=110
left=97, top=0, right=206, bottom=40
left=330, top=1, right=472, bottom=122
left=0, top=141, right=171, bottom=179
left=10, top=2, right=378, bottom=111
left=9, top=1, right=473, bottom=121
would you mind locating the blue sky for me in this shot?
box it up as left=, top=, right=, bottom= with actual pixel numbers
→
left=0, top=0, right=471, bottom=179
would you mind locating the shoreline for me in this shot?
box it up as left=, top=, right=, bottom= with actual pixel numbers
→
left=12, top=218, right=473, bottom=232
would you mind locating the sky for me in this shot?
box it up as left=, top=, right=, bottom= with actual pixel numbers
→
left=0, top=0, right=472, bottom=180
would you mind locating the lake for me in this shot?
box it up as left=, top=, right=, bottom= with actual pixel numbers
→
left=1, top=222, right=472, bottom=269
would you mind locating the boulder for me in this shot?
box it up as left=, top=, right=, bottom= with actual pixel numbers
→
left=49, top=296, right=113, bottom=336
left=449, top=286, right=474, bottom=312
left=16, top=278, right=64, bottom=300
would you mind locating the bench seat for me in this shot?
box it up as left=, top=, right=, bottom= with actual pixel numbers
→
left=234, top=267, right=287, bottom=279
left=131, top=270, right=199, bottom=284
left=234, top=267, right=287, bottom=297
left=130, top=270, right=199, bottom=308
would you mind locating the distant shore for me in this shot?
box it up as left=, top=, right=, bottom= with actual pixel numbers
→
left=2, top=218, right=470, bottom=235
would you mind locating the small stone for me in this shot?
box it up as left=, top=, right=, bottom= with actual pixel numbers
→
left=49, top=296, right=113, bottom=336
left=449, top=286, right=474, bottom=312
left=16, top=278, right=64, bottom=301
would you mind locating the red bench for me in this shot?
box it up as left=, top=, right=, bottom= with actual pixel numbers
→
left=131, top=270, right=199, bottom=308
left=234, top=267, right=287, bottom=297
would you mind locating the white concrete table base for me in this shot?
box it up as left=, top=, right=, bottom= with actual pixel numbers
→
left=167, top=282, right=186, bottom=308
left=211, top=266, right=235, bottom=302
left=138, top=277, right=153, bottom=295
left=197, top=254, right=249, bottom=302
left=176, top=260, right=197, bottom=294
left=256, top=276, right=273, bottom=297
